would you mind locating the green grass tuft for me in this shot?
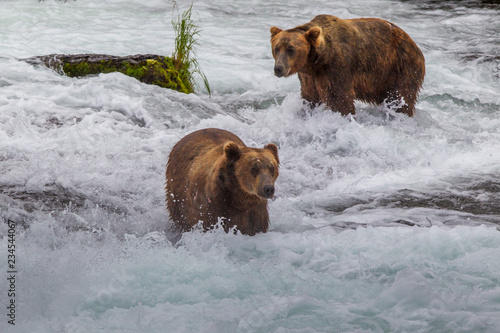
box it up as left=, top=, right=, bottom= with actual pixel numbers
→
left=172, top=2, right=211, bottom=95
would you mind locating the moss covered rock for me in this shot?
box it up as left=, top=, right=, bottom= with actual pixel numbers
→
left=23, top=54, right=193, bottom=94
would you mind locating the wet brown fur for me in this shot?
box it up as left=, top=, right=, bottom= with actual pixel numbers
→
left=270, top=15, right=425, bottom=116
left=165, top=128, right=279, bottom=236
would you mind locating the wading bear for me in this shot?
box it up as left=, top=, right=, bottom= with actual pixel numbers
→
left=165, top=128, right=279, bottom=236
left=270, top=15, right=425, bottom=116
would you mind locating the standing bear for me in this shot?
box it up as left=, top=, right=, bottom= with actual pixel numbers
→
left=270, top=15, right=425, bottom=116
left=165, top=128, right=279, bottom=236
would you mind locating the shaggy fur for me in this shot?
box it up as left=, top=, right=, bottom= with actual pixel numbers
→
left=271, top=15, right=425, bottom=116
left=166, top=128, right=279, bottom=235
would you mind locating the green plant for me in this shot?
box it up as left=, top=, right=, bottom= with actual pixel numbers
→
left=172, top=2, right=211, bottom=95
left=58, top=55, right=191, bottom=93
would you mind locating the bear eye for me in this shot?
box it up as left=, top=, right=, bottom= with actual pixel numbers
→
left=274, top=46, right=280, bottom=54
left=269, top=166, right=275, bottom=175
left=251, top=165, right=259, bottom=178
left=287, top=47, right=295, bottom=56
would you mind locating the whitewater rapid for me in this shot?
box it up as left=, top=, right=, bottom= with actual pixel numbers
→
left=1, top=0, right=499, bottom=332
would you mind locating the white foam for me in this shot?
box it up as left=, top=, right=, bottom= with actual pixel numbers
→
left=1, top=0, right=500, bottom=331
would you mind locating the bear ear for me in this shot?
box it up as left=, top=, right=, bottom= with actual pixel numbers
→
left=264, top=143, right=279, bottom=164
left=305, top=26, right=323, bottom=47
left=224, top=142, right=241, bottom=162
left=270, top=26, right=283, bottom=38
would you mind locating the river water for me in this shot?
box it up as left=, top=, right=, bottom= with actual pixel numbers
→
left=1, top=0, right=499, bottom=332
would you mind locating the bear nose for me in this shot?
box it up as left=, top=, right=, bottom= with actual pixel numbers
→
left=263, top=185, right=275, bottom=198
left=274, top=65, right=283, bottom=77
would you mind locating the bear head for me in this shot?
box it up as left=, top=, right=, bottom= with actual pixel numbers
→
left=270, top=25, right=323, bottom=77
left=223, top=141, right=279, bottom=199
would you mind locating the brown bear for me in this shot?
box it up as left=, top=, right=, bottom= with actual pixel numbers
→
left=270, top=15, right=425, bottom=116
left=165, top=128, right=279, bottom=236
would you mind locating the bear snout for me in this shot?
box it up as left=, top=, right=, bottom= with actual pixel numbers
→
left=262, top=184, right=275, bottom=198
left=274, top=65, right=284, bottom=77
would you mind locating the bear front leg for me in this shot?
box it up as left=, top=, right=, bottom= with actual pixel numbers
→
left=326, top=85, right=356, bottom=116
left=328, top=93, right=356, bottom=116
left=312, top=76, right=356, bottom=115
left=299, top=73, right=321, bottom=106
